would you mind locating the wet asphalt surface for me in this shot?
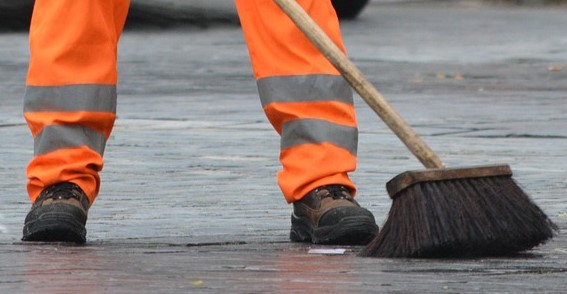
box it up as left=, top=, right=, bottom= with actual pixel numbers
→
left=1, top=1, right=567, bottom=293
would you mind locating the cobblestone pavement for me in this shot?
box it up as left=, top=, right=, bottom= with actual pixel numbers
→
left=1, top=1, right=566, bottom=293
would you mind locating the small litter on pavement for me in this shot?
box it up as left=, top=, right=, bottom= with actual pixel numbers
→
left=308, top=248, right=347, bottom=255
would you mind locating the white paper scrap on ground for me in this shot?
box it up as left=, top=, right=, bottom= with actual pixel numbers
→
left=308, top=248, right=347, bottom=255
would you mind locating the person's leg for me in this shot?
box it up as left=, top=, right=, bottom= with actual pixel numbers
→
left=236, top=0, right=378, bottom=244
left=22, top=0, right=130, bottom=243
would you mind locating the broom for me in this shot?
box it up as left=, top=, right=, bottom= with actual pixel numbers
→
left=274, top=0, right=558, bottom=257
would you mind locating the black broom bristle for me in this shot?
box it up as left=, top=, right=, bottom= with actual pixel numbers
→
left=360, top=175, right=559, bottom=258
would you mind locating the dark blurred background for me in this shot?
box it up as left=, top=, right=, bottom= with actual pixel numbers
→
left=2, top=0, right=565, bottom=32
left=0, top=0, right=373, bottom=31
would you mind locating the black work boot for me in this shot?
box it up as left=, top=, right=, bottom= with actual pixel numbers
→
left=290, top=185, right=379, bottom=245
left=22, top=182, right=90, bottom=243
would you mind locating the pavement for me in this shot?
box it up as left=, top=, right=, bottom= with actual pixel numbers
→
left=1, top=1, right=567, bottom=293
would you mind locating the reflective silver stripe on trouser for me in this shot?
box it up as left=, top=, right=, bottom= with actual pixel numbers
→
left=24, top=84, right=117, bottom=112
left=34, top=125, right=108, bottom=156
left=281, top=119, right=357, bottom=155
left=257, top=75, right=357, bottom=155
left=257, top=74, right=353, bottom=106
left=24, top=84, right=116, bottom=156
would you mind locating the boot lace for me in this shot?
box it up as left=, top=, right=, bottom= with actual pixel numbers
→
left=317, top=185, right=353, bottom=201
left=41, top=182, right=83, bottom=200
left=36, top=182, right=89, bottom=209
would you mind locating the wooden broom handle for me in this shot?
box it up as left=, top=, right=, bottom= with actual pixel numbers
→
left=274, top=0, right=445, bottom=169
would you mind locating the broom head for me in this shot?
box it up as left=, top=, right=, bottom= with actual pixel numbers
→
left=361, top=164, right=559, bottom=258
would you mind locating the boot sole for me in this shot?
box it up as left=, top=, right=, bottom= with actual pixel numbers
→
left=22, top=204, right=87, bottom=244
left=290, top=215, right=378, bottom=245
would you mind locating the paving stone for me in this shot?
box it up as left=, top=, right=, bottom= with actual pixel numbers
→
left=1, top=1, right=566, bottom=292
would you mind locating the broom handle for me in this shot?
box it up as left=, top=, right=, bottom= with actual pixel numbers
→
left=274, top=0, right=444, bottom=169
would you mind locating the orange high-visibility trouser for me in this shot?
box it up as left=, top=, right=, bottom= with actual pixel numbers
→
left=24, top=0, right=357, bottom=205
left=236, top=0, right=358, bottom=203
left=24, top=0, right=130, bottom=205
